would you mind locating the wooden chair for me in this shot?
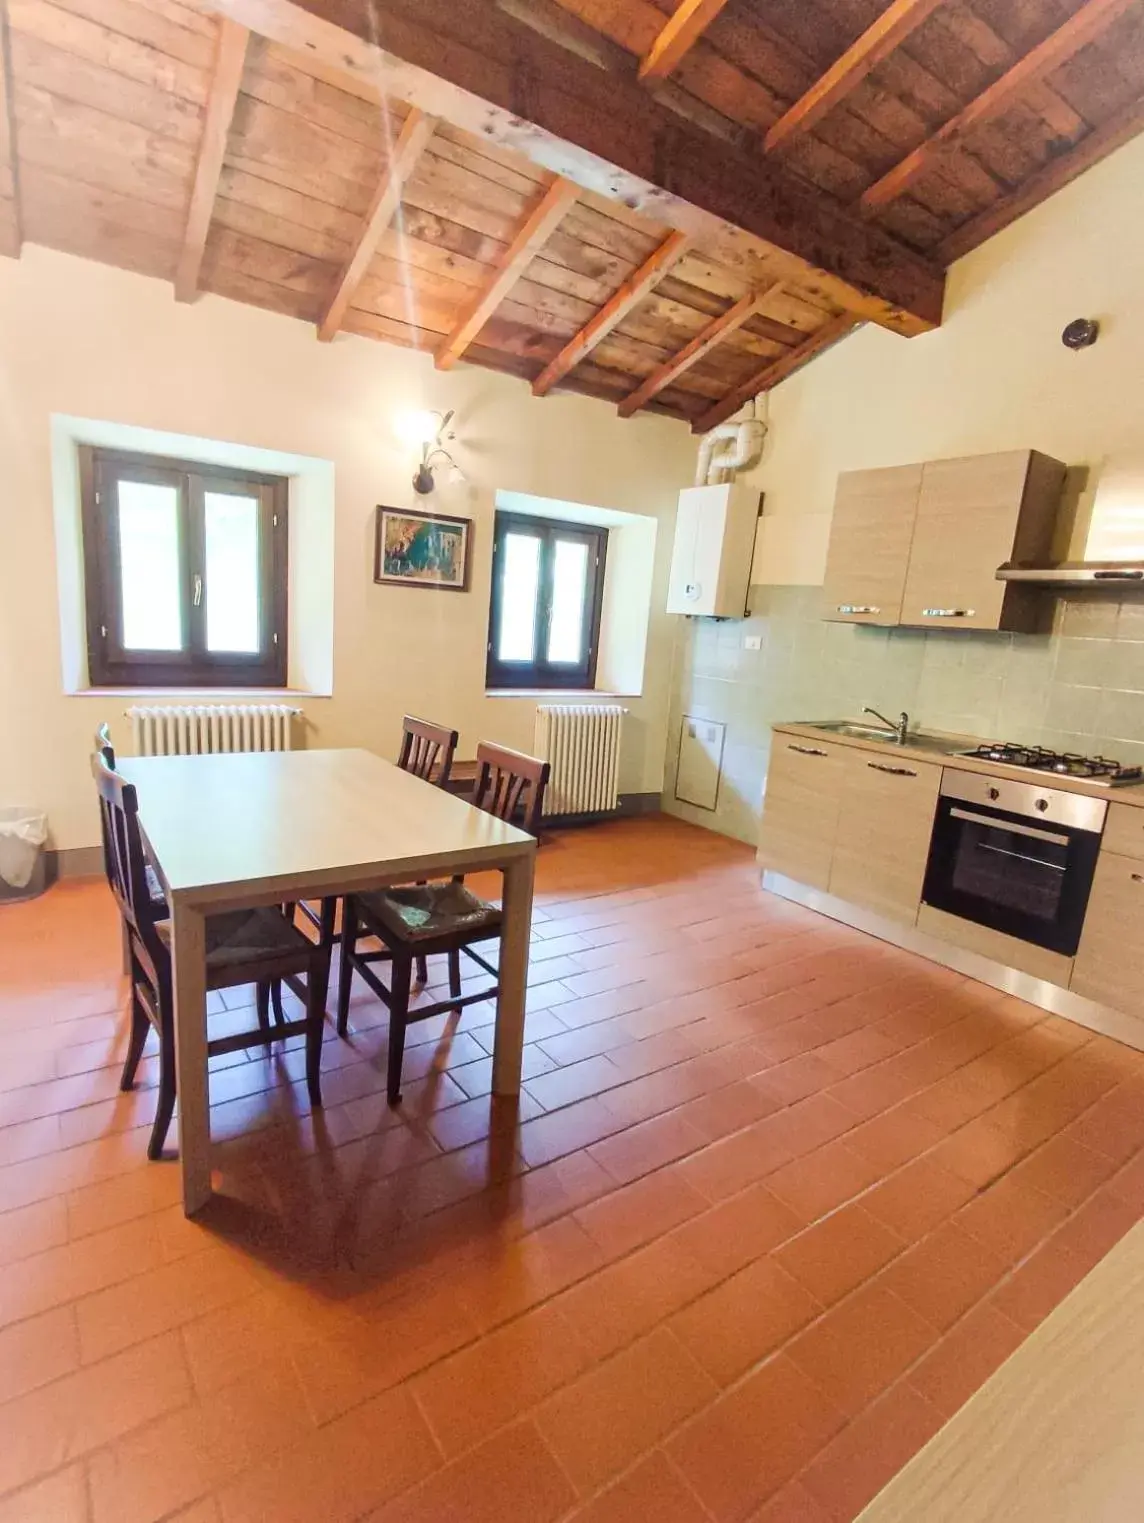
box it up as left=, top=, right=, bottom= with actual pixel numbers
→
left=92, top=752, right=332, bottom=1160
left=95, top=723, right=169, bottom=920
left=336, top=742, right=549, bottom=1103
left=292, top=715, right=459, bottom=965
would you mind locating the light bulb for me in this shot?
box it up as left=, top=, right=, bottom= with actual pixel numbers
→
left=393, top=409, right=439, bottom=449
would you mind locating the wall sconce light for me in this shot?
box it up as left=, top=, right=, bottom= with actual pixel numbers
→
left=394, top=408, right=463, bottom=495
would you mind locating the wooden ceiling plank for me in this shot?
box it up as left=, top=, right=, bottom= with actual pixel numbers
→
left=764, top=0, right=948, bottom=153
left=532, top=228, right=689, bottom=395
left=435, top=173, right=578, bottom=367
left=316, top=105, right=436, bottom=342
left=861, top=0, right=1137, bottom=210
left=694, top=312, right=859, bottom=432
left=639, top=0, right=734, bottom=82
left=617, top=280, right=785, bottom=416
left=936, top=92, right=1144, bottom=264
left=174, top=16, right=249, bottom=301
left=207, top=0, right=944, bottom=335
left=0, top=0, right=21, bottom=256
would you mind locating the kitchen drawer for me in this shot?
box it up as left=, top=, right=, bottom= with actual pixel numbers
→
left=758, top=735, right=848, bottom=890
left=1100, top=802, right=1144, bottom=863
left=1071, top=850, right=1144, bottom=1013
left=829, top=749, right=942, bottom=922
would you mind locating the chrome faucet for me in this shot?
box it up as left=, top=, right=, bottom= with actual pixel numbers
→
left=863, top=706, right=910, bottom=744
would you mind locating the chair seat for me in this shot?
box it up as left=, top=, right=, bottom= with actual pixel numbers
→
left=145, top=863, right=168, bottom=914
left=358, top=881, right=501, bottom=943
left=158, top=905, right=314, bottom=972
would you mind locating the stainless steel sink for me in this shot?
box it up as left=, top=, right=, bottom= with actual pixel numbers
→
left=799, top=721, right=971, bottom=756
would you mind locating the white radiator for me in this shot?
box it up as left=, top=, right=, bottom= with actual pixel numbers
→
left=533, top=704, right=625, bottom=818
left=126, top=704, right=299, bottom=757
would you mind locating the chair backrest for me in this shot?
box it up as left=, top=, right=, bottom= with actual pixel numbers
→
left=398, top=715, right=459, bottom=787
left=473, top=742, right=550, bottom=838
left=90, top=752, right=164, bottom=961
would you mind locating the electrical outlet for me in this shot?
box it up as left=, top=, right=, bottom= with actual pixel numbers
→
left=743, top=634, right=762, bottom=651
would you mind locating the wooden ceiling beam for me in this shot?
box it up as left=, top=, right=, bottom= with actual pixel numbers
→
left=532, top=229, right=689, bottom=396
left=437, top=173, right=577, bottom=369
left=936, top=93, right=1144, bottom=264
left=0, top=0, right=22, bottom=257
left=618, top=281, right=785, bottom=417
left=639, top=0, right=733, bottom=82
left=175, top=17, right=249, bottom=301
left=764, top=0, right=948, bottom=153
left=861, top=0, right=1137, bottom=210
left=208, top=0, right=945, bottom=336
left=694, top=312, right=859, bottom=432
left=317, top=106, right=436, bottom=342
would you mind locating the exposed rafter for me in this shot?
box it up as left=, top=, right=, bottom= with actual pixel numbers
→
left=937, top=94, right=1144, bottom=265
left=764, top=0, right=948, bottom=153
left=532, top=230, right=689, bottom=397
left=175, top=17, right=249, bottom=301
left=317, top=107, right=436, bottom=342
left=861, top=0, right=1137, bottom=210
left=209, top=0, right=945, bottom=336
left=437, top=174, right=577, bottom=370
left=694, top=313, right=859, bottom=433
left=638, top=0, right=732, bottom=82
left=618, top=282, right=785, bottom=418
left=0, top=0, right=22, bottom=258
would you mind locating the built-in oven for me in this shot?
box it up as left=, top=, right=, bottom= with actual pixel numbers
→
left=922, top=770, right=1106, bottom=956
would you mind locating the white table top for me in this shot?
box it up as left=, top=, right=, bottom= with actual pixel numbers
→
left=117, top=748, right=535, bottom=904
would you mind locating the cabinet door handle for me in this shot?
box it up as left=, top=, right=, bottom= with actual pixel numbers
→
left=1132, top=873, right=1144, bottom=884
left=788, top=744, right=828, bottom=757
left=837, top=604, right=879, bottom=615
left=867, top=761, right=917, bottom=777
left=921, top=608, right=974, bottom=618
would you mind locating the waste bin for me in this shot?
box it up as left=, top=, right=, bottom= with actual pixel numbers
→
left=0, top=808, right=49, bottom=903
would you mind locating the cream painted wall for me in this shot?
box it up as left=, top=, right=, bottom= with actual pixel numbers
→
left=0, top=247, right=696, bottom=851
left=667, top=132, right=1144, bottom=844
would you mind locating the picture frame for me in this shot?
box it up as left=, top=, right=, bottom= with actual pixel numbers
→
left=373, top=506, right=472, bottom=592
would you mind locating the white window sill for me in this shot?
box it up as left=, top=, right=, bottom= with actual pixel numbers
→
left=485, top=689, right=637, bottom=699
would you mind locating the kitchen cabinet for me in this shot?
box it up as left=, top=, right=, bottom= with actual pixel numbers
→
left=829, top=749, right=942, bottom=922
left=820, top=449, right=1065, bottom=631
left=1071, top=850, right=1144, bottom=1011
left=757, top=735, right=847, bottom=890
left=900, top=450, right=1065, bottom=632
left=821, top=464, right=922, bottom=626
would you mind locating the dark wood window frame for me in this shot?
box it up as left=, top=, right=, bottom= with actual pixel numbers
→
left=486, top=511, right=608, bottom=691
left=79, top=445, right=289, bottom=689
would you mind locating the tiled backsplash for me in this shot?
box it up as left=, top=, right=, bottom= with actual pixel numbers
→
left=664, top=587, right=1144, bottom=844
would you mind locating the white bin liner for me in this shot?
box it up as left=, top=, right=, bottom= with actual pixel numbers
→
left=0, top=808, right=48, bottom=890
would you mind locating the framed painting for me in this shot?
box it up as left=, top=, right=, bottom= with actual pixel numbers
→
left=374, top=506, right=472, bottom=592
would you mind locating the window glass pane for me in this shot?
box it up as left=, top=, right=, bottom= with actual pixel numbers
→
left=497, top=532, right=541, bottom=662
left=548, top=538, right=589, bottom=663
left=204, top=492, right=261, bottom=653
left=117, top=479, right=183, bottom=651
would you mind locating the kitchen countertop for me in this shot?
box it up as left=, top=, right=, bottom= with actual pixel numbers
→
left=773, top=721, right=1144, bottom=810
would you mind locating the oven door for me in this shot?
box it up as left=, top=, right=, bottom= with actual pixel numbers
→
left=922, top=788, right=1102, bottom=955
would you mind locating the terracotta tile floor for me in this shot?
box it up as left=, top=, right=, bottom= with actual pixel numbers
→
left=3, top=814, right=1144, bottom=1522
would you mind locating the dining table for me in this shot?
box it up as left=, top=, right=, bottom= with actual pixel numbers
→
left=116, top=747, right=538, bottom=1216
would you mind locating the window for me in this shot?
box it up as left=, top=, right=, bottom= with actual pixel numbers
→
left=79, top=447, right=288, bottom=688
left=487, top=512, right=607, bottom=689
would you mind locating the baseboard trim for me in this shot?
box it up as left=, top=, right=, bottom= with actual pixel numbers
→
left=762, top=871, right=1144, bottom=1055
left=48, top=846, right=104, bottom=881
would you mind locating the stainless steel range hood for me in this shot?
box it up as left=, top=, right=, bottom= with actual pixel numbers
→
left=996, top=561, right=1144, bottom=585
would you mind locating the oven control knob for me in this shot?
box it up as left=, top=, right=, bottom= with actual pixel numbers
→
left=988, top=787, right=1000, bottom=801
left=1035, top=798, right=1050, bottom=812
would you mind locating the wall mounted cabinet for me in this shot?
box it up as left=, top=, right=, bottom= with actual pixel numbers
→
left=822, top=449, right=1065, bottom=633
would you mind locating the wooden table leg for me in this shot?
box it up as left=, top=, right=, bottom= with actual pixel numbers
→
left=170, top=897, right=211, bottom=1215
left=493, top=849, right=535, bottom=1097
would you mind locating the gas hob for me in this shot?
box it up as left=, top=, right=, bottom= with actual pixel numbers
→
left=962, top=742, right=1143, bottom=787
